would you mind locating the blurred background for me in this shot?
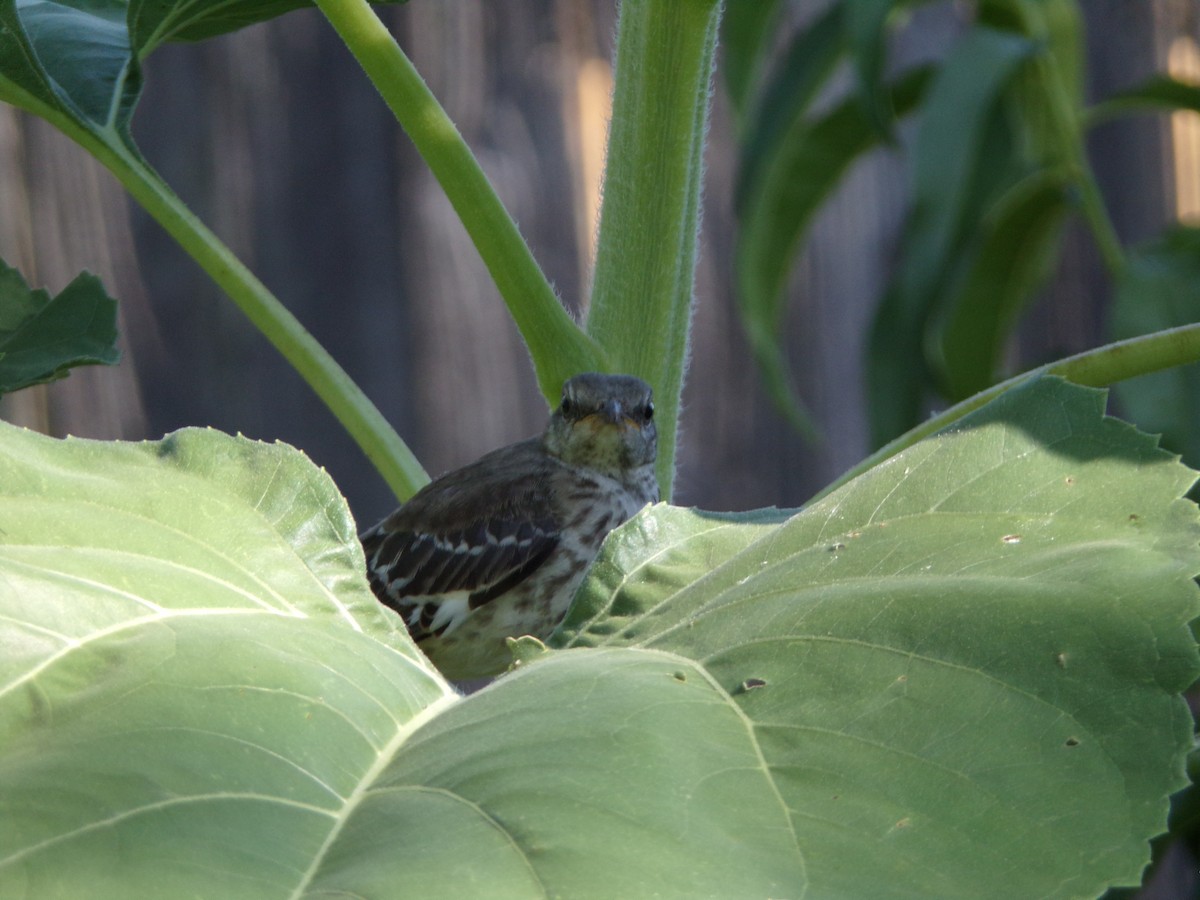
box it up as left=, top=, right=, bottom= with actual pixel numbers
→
left=0, top=0, right=1195, bottom=531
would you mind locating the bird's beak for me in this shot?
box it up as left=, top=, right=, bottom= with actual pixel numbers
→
left=585, top=400, right=637, bottom=431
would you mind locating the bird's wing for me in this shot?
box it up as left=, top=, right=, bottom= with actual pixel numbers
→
left=360, top=441, right=561, bottom=640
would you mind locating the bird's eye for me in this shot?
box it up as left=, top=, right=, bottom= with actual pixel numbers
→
left=560, top=397, right=574, bottom=417
left=642, top=402, right=654, bottom=423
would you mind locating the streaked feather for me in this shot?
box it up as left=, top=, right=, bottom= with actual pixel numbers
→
left=361, top=439, right=562, bottom=640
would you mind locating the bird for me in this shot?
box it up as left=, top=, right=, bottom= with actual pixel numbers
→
left=361, top=372, right=659, bottom=680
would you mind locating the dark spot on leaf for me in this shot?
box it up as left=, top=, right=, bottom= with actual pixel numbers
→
left=828, top=542, right=846, bottom=552
left=1065, top=737, right=1080, bottom=747
left=1001, top=534, right=1021, bottom=544
left=1064, top=476, right=1075, bottom=485
left=672, top=671, right=687, bottom=683
left=737, top=677, right=768, bottom=693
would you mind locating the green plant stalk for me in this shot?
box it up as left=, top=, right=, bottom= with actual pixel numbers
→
left=316, top=0, right=606, bottom=404
left=123, top=159, right=429, bottom=501
left=587, top=0, right=722, bottom=499
left=13, top=85, right=429, bottom=501
left=813, top=323, right=1200, bottom=504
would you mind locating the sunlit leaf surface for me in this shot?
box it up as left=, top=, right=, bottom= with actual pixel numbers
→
left=558, top=377, right=1200, bottom=898
left=0, top=425, right=800, bottom=898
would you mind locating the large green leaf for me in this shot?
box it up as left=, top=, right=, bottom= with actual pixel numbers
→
left=129, top=1, right=325, bottom=51
left=0, top=1, right=407, bottom=143
left=0, top=1, right=138, bottom=139
left=0, top=260, right=120, bottom=393
left=3, top=381, right=1197, bottom=895
left=0, top=423, right=804, bottom=897
left=1111, top=227, right=1200, bottom=469
left=557, top=377, right=1200, bottom=897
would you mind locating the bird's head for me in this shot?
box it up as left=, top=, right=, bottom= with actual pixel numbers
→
left=543, top=373, right=657, bottom=474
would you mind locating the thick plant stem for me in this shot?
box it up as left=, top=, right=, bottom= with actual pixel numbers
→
left=317, top=0, right=606, bottom=402
left=813, top=323, right=1200, bottom=504
left=587, top=0, right=722, bottom=499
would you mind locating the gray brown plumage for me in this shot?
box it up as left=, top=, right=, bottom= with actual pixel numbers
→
left=361, top=373, right=659, bottom=679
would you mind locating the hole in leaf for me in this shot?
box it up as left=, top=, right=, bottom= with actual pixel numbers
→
left=737, top=677, right=767, bottom=693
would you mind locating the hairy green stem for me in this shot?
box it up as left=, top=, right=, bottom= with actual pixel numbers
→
left=587, top=0, right=722, bottom=499
left=813, top=324, right=1200, bottom=504
left=37, top=105, right=429, bottom=501
left=317, top=0, right=605, bottom=402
